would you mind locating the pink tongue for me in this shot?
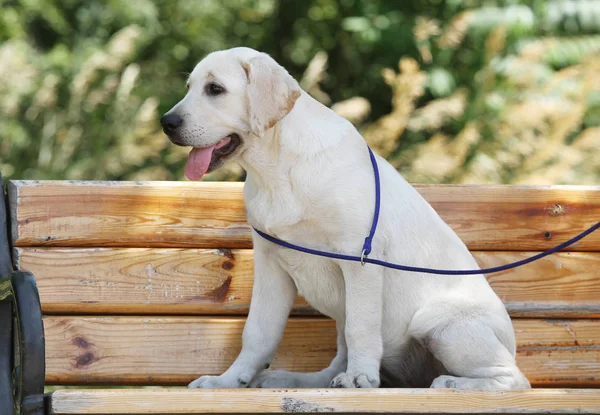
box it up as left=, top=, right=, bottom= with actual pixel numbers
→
left=185, top=146, right=216, bottom=181
left=184, top=137, right=232, bottom=181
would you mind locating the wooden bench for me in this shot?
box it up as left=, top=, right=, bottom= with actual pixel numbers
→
left=4, top=179, right=600, bottom=414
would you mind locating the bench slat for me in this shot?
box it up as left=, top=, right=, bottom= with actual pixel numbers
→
left=17, top=248, right=600, bottom=318
left=44, top=317, right=600, bottom=387
left=9, top=181, right=600, bottom=251
left=47, top=389, right=600, bottom=414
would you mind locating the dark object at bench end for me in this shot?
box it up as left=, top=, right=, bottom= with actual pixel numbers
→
left=1, top=172, right=46, bottom=415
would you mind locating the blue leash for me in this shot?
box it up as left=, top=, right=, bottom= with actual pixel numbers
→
left=253, top=146, right=600, bottom=275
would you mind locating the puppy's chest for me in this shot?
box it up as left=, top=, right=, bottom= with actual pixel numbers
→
left=243, top=181, right=337, bottom=235
left=244, top=185, right=303, bottom=231
left=277, top=250, right=345, bottom=319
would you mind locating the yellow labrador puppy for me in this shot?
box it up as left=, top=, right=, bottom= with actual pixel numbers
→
left=161, top=47, right=530, bottom=390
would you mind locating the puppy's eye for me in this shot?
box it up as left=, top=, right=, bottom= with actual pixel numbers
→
left=205, top=82, right=226, bottom=96
left=186, top=83, right=190, bottom=89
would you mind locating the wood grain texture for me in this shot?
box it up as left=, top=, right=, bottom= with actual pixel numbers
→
left=44, top=317, right=600, bottom=387
left=481, top=251, right=600, bottom=318
left=17, top=248, right=600, bottom=317
left=17, top=247, right=314, bottom=316
left=47, top=388, right=600, bottom=414
left=8, top=181, right=249, bottom=249
left=44, top=317, right=337, bottom=386
left=9, top=181, right=600, bottom=251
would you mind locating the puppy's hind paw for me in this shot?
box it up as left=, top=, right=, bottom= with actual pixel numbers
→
left=188, top=374, right=251, bottom=389
left=430, top=375, right=457, bottom=389
left=250, top=370, right=302, bottom=388
left=330, top=372, right=379, bottom=388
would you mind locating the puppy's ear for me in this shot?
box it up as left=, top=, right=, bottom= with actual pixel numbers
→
left=241, top=53, right=301, bottom=137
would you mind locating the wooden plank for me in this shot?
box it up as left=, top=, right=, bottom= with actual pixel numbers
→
left=481, top=251, right=600, bottom=318
left=48, top=388, right=600, bottom=414
left=44, top=317, right=600, bottom=387
left=44, top=317, right=336, bottom=386
left=8, top=181, right=250, bottom=249
left=16, top=247, right=315, bottom=316
left=16, top=248, right=600, bottom=317
left=513, top=320, right=600, bottom=387
left=9, top=181, right=600, bottom=251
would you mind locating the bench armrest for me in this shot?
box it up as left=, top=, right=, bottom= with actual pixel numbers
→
left=12, top=271, right=46, bottom=415
left=2, top=172, right=45, bottom=415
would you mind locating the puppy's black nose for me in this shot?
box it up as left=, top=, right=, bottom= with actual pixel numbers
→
left=161, top=113, right=183, bottom=135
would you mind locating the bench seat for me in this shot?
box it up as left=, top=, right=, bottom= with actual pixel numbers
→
left=5, top=180, right=600, bottom=414
left=48, top=389, right=600, bottom=414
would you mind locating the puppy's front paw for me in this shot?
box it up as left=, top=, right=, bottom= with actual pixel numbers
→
left=330, top=372, right=379, bottom=388
left=188, top=374, right=251, bottom=389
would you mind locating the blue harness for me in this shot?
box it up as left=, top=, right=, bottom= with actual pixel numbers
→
left=253, top=146, right=600, bottom=275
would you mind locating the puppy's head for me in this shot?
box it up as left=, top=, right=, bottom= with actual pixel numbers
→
left=161, top=47, right=301, bottom=180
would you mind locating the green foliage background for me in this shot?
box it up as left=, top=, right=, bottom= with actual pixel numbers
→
left=1, top=0, right=599, bottom=184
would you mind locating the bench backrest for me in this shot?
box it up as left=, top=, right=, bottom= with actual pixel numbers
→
left=7, top=180, right=600, bottom=387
